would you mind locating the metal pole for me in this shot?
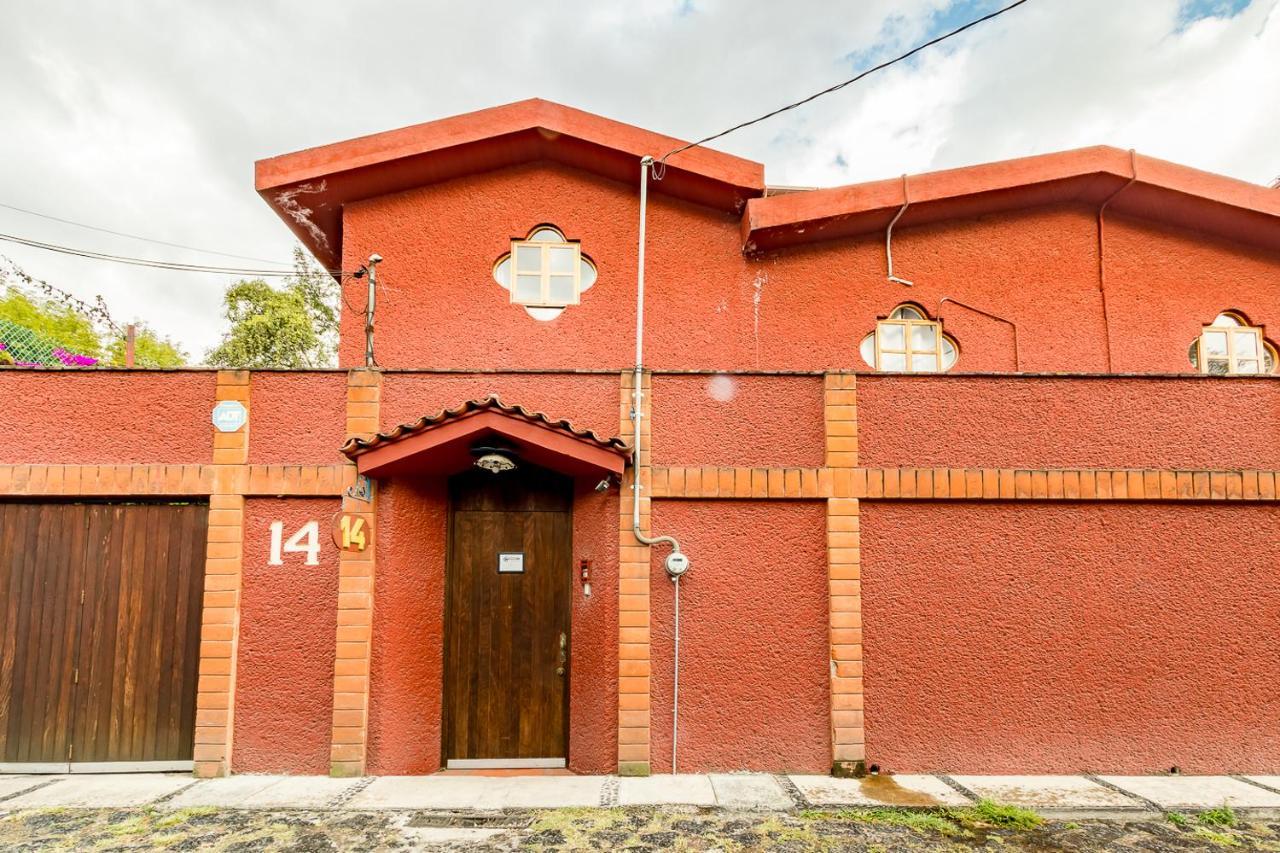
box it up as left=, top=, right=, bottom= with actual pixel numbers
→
left=365, top=254, right=382, bottom=368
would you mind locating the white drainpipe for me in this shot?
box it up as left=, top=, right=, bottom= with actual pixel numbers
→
left=634, top=155, right=689, bottom=774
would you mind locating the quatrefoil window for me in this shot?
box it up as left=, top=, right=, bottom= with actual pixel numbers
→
left=493, top=225, right=597, bottom=321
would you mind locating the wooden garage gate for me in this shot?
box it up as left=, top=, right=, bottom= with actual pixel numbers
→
left=0, top=502, right=207, bottom=773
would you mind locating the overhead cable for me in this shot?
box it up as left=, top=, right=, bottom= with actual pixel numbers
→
left=653, top=0, right=1034, bottom=177
left=0, top=200, right=291, bottom=266
left=0, top=232, right=353, bottom=278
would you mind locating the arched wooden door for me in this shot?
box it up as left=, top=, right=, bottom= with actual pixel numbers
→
left=442, top=465, right=572, bottom=767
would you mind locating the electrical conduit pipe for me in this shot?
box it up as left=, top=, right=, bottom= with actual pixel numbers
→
left=635, top=155, right=689, bottom=774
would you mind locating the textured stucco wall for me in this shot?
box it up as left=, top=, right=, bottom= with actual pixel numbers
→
left=0, top=371, right=216, bottom=464
left=651, top=375, right=825, bottom=468
left=1105, top=214, right=1280, bottom=374
left=339, top=164, right=1280, bottom=374
left=367, top=477, right=448, bottom=775
left=567, top=483, right=619, bottom=773
left=648, top=500, right=829, bottom=773
left=234, top=498, right=339, bottom=774
left=862, top=501, right=1280, bottom=774
left=380, top=372, right=620, bottom=440
left=248, top=373, right=348, bottom=465
left=857, top=375, right=1280, bottom=469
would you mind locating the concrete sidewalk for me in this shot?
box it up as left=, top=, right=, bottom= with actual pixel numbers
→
left=2, top=771, right=1280, bottom=820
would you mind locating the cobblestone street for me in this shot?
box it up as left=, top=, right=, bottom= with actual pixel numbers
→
left=4, top=804, right=1280, bottom=851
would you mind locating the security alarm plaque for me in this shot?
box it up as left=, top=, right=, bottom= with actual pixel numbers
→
left=498, top=552, right=525, bottom=574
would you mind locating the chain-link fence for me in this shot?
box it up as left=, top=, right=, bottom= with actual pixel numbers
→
left=0, top=316, right=99, bottom=367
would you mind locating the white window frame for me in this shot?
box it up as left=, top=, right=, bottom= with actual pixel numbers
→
left=1194, top=313, right=1274, bottom=376
left=507, top=232, right=584, bottom=308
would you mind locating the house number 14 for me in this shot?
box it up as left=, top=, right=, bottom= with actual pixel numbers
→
left=268, top=520, right=321, bottom=566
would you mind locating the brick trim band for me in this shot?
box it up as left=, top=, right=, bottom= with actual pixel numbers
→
left=650, top=466, right=1280, bottom=502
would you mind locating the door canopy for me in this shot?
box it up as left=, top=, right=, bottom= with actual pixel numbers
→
left=340, top=396, right=631, bottom=479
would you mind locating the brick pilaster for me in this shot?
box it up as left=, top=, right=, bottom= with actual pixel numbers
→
left=330, top=369, right=381, bottom=777
left=193, top=370, right=250, bottom=777
left=825, top=372, right=864, bottom=774
left=618, top=370, right=652, bottom=776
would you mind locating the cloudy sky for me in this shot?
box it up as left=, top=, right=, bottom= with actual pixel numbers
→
left=1, top=0, right=1275, bottom=360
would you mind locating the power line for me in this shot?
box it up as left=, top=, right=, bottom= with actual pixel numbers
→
left=654, top=0, right=1034, bottom=173
left=0, top=232, right=354, bottom=278
left=0, top=200, right=292, bottom=267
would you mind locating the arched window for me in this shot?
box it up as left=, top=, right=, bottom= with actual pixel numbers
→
left=1188, top=312, right=1276, bottom=375
left=493, top=225, right=598, bottom=320
left=859, top=304, right=958, bottom=373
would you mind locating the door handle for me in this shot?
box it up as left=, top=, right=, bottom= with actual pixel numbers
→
left=556, top=632, right=567, bottom=676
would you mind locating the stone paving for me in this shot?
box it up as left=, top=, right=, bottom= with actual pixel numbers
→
left=3, top=771, right=1280, bottom=816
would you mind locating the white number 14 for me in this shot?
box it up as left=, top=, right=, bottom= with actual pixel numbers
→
left=268, top=520, right=321, bottom=566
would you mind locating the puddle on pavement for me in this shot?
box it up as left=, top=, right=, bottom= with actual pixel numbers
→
left=856, top=776, right=942, bottom=807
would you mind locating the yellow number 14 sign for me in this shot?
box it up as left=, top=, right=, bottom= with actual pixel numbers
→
left=331, top=513, right=371, bottom=553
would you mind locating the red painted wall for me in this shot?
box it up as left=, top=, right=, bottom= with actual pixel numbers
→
left=857, top=375, right=1280, bottom=470
left=339, top=162, right=1280, bottom=374
left=567, top=484, right=619, bottom=773
left=862, top=501, right=1280, bottom=774
left=367, top=477, right=448, bottom=775
left=380, top=372, right=619, bottom=440
left=649, top=500, right=830, bottom=773
left=0, top=371, right=215, bottom=464
left=249, top=372, right=347, bottom=465
left=1106, top=214, right=1280, bottom=374
left=235, top=498, right=339, bottom=774
left=651, top=375, right=825, bottom=468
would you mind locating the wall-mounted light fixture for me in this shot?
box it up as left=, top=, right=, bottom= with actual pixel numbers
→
left=470, top=442, right=518, bottom=474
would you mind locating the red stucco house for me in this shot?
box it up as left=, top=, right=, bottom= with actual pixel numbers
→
left=2, top=99, right=1278, bottom=779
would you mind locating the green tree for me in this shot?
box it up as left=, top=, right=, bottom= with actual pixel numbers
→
left=104, top=323, right=187, bottom=368
left=0, top=284, right=103, bottom=358
left=1, top=260, right=187, bottom=367
left=206, top=247, right=338, bottom=368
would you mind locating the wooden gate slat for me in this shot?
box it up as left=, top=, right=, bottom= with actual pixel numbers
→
left=0, top=502, right=208, bottom=767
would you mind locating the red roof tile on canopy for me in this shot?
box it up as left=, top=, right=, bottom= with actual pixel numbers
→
left=341, top=395, right=631, bottom=479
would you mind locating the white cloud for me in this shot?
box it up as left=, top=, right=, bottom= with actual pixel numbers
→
left=0, top=0, right=1275, bottom=358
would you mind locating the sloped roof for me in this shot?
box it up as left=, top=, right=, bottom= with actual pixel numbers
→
left=744, top=146, right=1280, bottom=253
left=257, top=98, right=765, bottom=271
left=341, top=395, right=631, bottom=479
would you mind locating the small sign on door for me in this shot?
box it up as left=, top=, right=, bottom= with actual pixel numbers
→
left=498, top=552, right=524, bottom=574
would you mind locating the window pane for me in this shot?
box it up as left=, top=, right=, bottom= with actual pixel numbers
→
left=1213, top=313, right=1241, bottom=326
left=1187, top=341, right=1200, bottom=368
left=1234, top=332, right=1258, bottom=356
left=515, top=245, right=542, bottom=272
left=941, top=339, right=957, bottom=369
left=549, top=246, right=577, bottom=273
left=879, top=322, right=905, bottom=350
left=547, top=276, right=576, bottom=305
left=859, top=334, right=876, bottom=367
left=514, top=274, right=541, bottom=303
left=880, top=352, right=907, bottom=372
left=1203, top=331, right=1228, bottom=356
left=891, top=306, right=924, bottom=320
left=1236, top=359, right=1260, bottom=374
left=529, top=228, right=562, bottom=243
left=911, top=323, right=937, bottom=351
left=911, top=353, right=938, bottom=373
left=1207, top=358, right=1229, bottom=375
left=580, top=259, right=597, bottom=289
left=493, top=256, right=511, bottom=288
left=1267, top=350, right=1276, bottom=373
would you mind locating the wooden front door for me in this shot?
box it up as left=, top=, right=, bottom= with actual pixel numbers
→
left=0, top=502, right=207, bottom=770
left=443, top=466, right=572, bottom=765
